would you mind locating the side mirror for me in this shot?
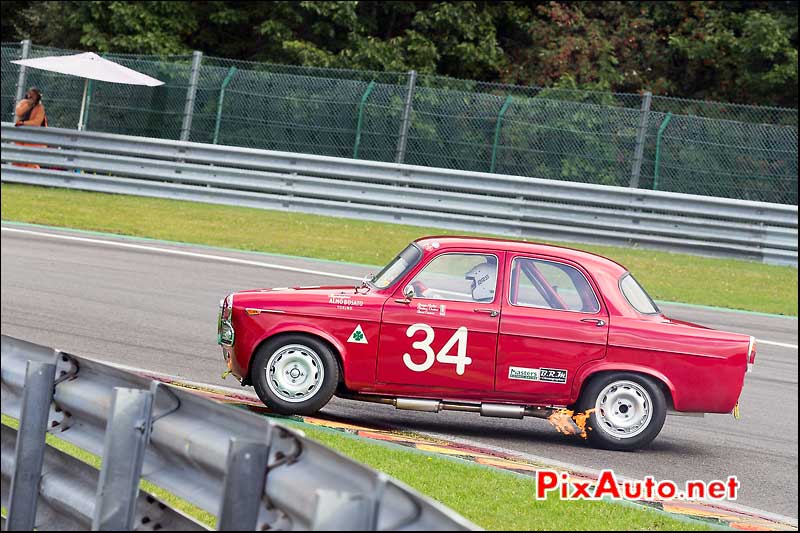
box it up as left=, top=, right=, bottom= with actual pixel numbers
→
left=395, top=285, right=415, bottom=304
left=404, top=285, right=415, bottom=301
left=355, top=274, right=373, bottom=291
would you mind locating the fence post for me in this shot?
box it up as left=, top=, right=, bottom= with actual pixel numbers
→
left=629, top=91, right=652, bottom=188
left=395, top=70, right=417, bottom=164
left=353, top=81, right=376, bottom=159
left=92, top=388, right=154, bottom=531
left=213, top=66, right=237, bottom=145
left=180, top=50, right=203, bottom=142
left=6, top=359, right=57, bottom=531
left=12, top=39, right=31, bottom=121
left=489, top=95, right=513, bottom=173
left=652, top=112, right=673, bottom=191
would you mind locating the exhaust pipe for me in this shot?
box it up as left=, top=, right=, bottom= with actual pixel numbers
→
left=339, top=393, right=557, bottom=420
left=480, top=403, right=524, bottom=419
left=395, top=398, right=442, bottom=412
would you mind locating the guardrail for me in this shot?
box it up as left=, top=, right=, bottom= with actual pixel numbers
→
left=1, top=123, right=796, bottom=266
left=0, top=335, right=476, bottom=531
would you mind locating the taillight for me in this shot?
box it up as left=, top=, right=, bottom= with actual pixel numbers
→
left=747, top=337, right=756, bottom=372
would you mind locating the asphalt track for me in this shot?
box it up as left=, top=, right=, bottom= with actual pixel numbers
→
left=1, top=224, right=797, bottom=518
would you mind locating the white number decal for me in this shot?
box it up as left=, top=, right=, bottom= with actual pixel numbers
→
left=436, top=326, right=472, bottom=375
left=402, top=323, right=436, bottom=372
left=402, top=323, right=473, bottom=375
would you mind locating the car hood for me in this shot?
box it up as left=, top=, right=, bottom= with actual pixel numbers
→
left=231, top=285, right=386, bottom=320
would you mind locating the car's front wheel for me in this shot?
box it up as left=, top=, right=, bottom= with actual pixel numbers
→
left=578, top=373, right=667, bottom=451
left=251, top=334, right=339, bottom=415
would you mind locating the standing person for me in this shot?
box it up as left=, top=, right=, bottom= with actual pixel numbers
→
left=13, top=87, right=48, bottom=168
left=15, top=87, right=48, bottom=127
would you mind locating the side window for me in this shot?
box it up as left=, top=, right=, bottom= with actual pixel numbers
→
left=511, top=257, right=600, bottom=313
left=407, top=253, right=498, bottom=303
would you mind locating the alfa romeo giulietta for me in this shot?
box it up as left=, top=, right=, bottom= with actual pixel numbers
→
left=218, top=237, right=755, bottom=450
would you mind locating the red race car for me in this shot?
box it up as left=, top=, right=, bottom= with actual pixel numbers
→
left=217, top=237, right=755, bottom=450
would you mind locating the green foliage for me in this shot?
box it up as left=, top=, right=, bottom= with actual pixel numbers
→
left=3, top=1, right=797, bottom=106
left=667, top=7, right=798, bottom=104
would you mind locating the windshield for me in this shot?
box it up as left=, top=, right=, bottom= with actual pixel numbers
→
left=619, top=273, right=660, bottom=314
left=371, top=243, right=423, bottom=289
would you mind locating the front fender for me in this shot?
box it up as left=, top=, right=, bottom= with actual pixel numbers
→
left=237, top=314, right=379, bottom=390
left=253, top=320, right=349, bottom=369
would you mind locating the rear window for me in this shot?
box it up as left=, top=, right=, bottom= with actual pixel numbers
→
left=619, top=273, right=660, bottom=314
left=511, top=257, right=600, bottom=313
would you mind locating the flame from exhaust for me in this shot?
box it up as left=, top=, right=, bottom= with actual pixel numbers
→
left=547, top=408, right=596, bottom=439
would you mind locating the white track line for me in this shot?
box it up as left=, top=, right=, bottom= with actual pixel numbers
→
left=1, top=226, right=361, bottom=281
left=758, top=339, right=798, bottom=350
left=3, top=226, right=797, bottom=350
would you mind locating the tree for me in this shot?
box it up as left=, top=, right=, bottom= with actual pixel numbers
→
left=2, top=1, right=797, bottom=106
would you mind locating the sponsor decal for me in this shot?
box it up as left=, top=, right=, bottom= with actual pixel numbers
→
left=347, top=324, right=368, bottom=344
left=416, top=303, right=438, bottom=316
left=508, top=366, right=567, bottom=384
left=539, top=368, right=568, bottom=383
left=328, top=293, right=364, bottom=311
left=508, top=366, right=539, bottom=381
left=415, top=303, right=447, bottom=316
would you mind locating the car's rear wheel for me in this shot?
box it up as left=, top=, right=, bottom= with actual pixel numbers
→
left=251, top=335, right=338, bottom=415
left=578, top=373, right=666, bottom=451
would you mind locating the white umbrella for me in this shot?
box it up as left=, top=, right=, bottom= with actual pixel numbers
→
left=11, top=51, right=164, bottom=130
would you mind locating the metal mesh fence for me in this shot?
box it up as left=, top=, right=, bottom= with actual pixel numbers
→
left=1, top=42, right=21, bottom=122
left=1, top=42, right=797, bottom=205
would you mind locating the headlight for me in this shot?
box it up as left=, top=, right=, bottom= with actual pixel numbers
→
left=217, top=294, right=235, bottom=346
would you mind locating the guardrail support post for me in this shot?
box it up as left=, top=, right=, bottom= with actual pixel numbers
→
left=629, top=91, right=652, bottom=188
left=213, top=66, right=237, bottom=145
left=12, top=39, right=31, bottom=122
left=92, top=387, right=154, bottom=531
left=6, top=359, right=56, bottom=532
left=180, top=50, right=203, bottom=142
left=489, top=95, right=513, bottom=173
left=353, top=80, right=376, bottom=159
left=218, top=436, right=271, bottom=530
left=395, top=70, right=417, bottom=164
left=653, top=112, right=673, bottom=191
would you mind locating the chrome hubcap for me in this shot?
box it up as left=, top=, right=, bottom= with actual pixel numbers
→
left=266, top=344, right=324, bottom=403
left=594, top=380, right=652, bottom=439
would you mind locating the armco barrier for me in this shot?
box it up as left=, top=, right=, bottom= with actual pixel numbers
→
left=0, top=335, right=477, bottom=531
left=1, top=123, right=797, bottom=266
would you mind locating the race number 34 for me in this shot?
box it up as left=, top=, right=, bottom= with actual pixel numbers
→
left=403, top=323, right=473, bottom=375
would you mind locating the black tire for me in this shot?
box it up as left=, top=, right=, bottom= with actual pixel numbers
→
left=577, top=372, right=666, bottom=451
left=250, top=334, right=339, bottom=415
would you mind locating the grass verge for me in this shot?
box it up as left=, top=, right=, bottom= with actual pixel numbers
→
left=1, top=413, right=710, bottom=531
left=1, top=183, right=796, bottom=316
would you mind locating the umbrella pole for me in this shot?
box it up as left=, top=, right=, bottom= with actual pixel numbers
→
left=77, top=78, right=88, bottom=131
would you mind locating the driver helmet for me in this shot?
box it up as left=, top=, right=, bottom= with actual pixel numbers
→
left=465, top=261, right=496, bottom=302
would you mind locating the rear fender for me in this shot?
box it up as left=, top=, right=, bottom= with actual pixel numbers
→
left=572, top=362, right=678, bottom=408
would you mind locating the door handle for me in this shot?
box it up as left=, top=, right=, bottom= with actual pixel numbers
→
left=580, top=318, right=606, bottom=327
left=474, top=308, right=499, bottom=317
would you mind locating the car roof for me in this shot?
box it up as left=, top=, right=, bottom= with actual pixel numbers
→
left=414, top=236, right=628, bottom=276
